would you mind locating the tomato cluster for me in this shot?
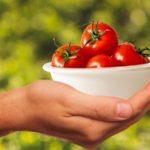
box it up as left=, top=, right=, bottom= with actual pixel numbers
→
left=51, top=22, right=150, bottom=68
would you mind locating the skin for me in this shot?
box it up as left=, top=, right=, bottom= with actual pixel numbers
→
left=0, top=80, right=150, bottom=149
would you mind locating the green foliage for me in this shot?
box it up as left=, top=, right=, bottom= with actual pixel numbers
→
left=0, top=0, right=150, bottom=149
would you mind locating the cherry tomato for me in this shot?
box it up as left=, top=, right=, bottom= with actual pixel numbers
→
left=112, top=42, right=149, bottom=66
left=81, top=22, right=118, bottom=57
left=51, top=44, right=88, bottom=68
left=86, top=54, right=116, bottom=68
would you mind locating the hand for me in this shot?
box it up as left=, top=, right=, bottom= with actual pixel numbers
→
left=0, top=80, right=150, bottom=149
left=25, top=80, right=150, bottom=149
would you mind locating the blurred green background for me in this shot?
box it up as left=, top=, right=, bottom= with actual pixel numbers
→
left=0, top=0, right=150, bottom=149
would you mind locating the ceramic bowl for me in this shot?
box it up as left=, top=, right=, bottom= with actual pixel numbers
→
left=43, top=62, right=150, bottom=98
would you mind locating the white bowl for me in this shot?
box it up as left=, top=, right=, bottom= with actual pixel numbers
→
left=43, top=62, right=150, bottom=98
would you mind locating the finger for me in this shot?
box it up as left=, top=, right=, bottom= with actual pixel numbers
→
left=62, top=117, right=113, bottom=149
left=129, top=81, right=150, bottom=116
left=37, top=116, right=101, bottom=149
left=68, top=92, right=133, bottom=122
left=106, top=113, right=143, bottom=141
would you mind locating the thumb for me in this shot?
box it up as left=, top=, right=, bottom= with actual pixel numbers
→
left=69, top=93, right=133, bottom=122
left=129, top=81, right=150, bottom=116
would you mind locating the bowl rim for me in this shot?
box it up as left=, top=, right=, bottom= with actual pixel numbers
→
left=43, top=62, right=150, bottom=74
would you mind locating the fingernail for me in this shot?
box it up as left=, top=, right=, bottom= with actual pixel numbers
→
left=117, top=103, right=133, bottom=119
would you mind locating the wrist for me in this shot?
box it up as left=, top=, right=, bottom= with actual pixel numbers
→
left=0, top=86, right=35, bottom=131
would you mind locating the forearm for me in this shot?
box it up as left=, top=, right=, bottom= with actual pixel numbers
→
left=0, top=87, right=34, bottom=131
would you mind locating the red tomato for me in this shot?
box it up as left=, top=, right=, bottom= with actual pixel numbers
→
left=81, top=22, right=119, bottom=57
left=112, top=42, right=149, bottom=66
left=86, top=55, right=116, bottom=68
left=51, top=44, right=88, bottom=68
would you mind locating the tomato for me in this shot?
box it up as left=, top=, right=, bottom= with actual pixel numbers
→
left=86, top=54, right=116, bottom=68
left=112, top=42, right=149, bottom=66
left=51, top=44, right=88, bottom=68
left=81, top=22, right=119, bottom=57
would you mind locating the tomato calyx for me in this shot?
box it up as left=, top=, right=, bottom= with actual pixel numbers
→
left=85, top=22, right=106, bottom=45
left=56, top=43, right=80, bottom=66
left=137, top=47, right=150, bottom=57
